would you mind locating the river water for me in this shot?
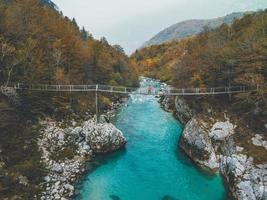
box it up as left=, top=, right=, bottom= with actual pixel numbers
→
left=76, top=79, right=226, bottom=200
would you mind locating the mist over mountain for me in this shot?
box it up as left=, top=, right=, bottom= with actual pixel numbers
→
left=143, top=12, right=246, bottom=47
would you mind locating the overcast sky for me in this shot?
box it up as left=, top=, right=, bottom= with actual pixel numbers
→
left=53, top=0, right=267, bottom=54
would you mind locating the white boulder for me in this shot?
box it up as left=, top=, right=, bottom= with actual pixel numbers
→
left=83, top=120, right=126, bottom=154
left=209, top=121, right=235, bottom=141
left=179, top=117, right=219, bottom=171
left=251, top=134, right=267, bottom=150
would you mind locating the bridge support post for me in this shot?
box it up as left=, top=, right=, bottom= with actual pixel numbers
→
left=227, top=87, right=232, bottom=101
left=95, top=84, right=98, bottom=124
left=196, top=88, right=200, bottom=94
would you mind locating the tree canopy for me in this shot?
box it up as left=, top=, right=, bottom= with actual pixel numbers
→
left=0, top=0, right=138, bottom=87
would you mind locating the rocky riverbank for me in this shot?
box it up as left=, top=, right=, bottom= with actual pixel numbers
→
left=161, top=95, right=267, bottom=200
left=38, top=116, right=126, bottom=200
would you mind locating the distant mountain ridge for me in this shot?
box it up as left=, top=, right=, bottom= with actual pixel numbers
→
left=143, top=12, right=247, bottom=47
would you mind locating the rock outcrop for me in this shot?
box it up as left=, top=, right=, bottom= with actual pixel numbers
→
left=38, top=118, right=126, bottom=200
left=221, top=154, right=267, bottom=200
left=179, top=117, right=219, bottom=171
left=180, top=115, right=267, bottom=200
left=209, top=121, right=235, bottom=141
left=83, top=120, right=126, bottom=154
left=174, top=96, right=193, bottom=124
left=164, top=96, right=267, bottom=200
left=251, top=134, right=267, bottom=150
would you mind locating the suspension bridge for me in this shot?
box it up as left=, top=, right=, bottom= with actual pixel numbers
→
left=9, top=83, right=262, bottom=96
left=1, top=83, right=263, bottom=122
left=0, top=83, right=263, bottom=107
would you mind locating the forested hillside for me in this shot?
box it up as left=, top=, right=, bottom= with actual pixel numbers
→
left=0, top=0, right=138, bottom=198
left=0, top=0, right=138, bottom=87
left=0, top=0, right=138, bottom=115
left=132, top=10, right=267, bottom=132
left=132, top=39, right=191, bottom=82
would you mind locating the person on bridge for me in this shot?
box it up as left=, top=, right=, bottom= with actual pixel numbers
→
left=147, top=85, right=153, bottom=94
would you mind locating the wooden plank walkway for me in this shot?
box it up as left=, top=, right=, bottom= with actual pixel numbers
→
left=12, top=83, right=262, bottom=96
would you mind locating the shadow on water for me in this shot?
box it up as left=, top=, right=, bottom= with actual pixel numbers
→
left=73, top=148, right=127, bottom=199
left=109, top=195, right=121, bottom=200
left=107, top=194, right=180, bottom=200
left=88, top=148, right=127, bottom=172
left=162, top=195, right=179, bottom=200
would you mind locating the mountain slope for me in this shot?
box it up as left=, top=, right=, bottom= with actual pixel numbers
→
left=143, top=12, right=246, bottom=47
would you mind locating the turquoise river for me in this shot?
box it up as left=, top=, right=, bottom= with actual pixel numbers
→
left=76, top=80, right=226, bottom=200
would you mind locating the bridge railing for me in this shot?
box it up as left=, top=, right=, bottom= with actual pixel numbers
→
left=98, top=85, right=131, bottom=93
left=165, top=85, right=253, bottom=95
left=11, top=83, right=264, bottom=95
left=17, top=84, right=98, bottom=91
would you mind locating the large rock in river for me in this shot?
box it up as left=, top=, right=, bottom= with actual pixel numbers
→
left=178, top=114, right=267, bottom=199
left=179, top=114, right=237, bottom=172
left=83, top=120, right=126, bottom=154
left=165, top=94, right=267, bottom=199
left=179, top=116, right=219, bottom=172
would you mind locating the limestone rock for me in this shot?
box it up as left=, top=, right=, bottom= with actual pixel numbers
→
left=161, top=95, right=174, bottom=112
left=71, top=127, right=83, bottom=136
left=51, top=163, right=63, bottom=173
left=179, top=117, right=219, bottom=171
left=251, top=134, right=267, bottom=150
left=236, top=181, right=256, bottom=200
left=18, top=175, right=29, bottom=186
left=39, top=117, right=126, bottom=199
left=221, top=154, right=267, bottom=200
left=168, top=89, right=266, bottom=200
left=84, top=120, right=126, bottom=154
left=220, top=154, right=250, bottom=178
left=99, top=114, right=110, bottom=123
left=209, top=121, right=235, bottom=141
left=174, top=97, right=193, bottom=124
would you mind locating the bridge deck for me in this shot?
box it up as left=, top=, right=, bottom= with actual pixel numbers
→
left=12, top=84, right=260, bottom=96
